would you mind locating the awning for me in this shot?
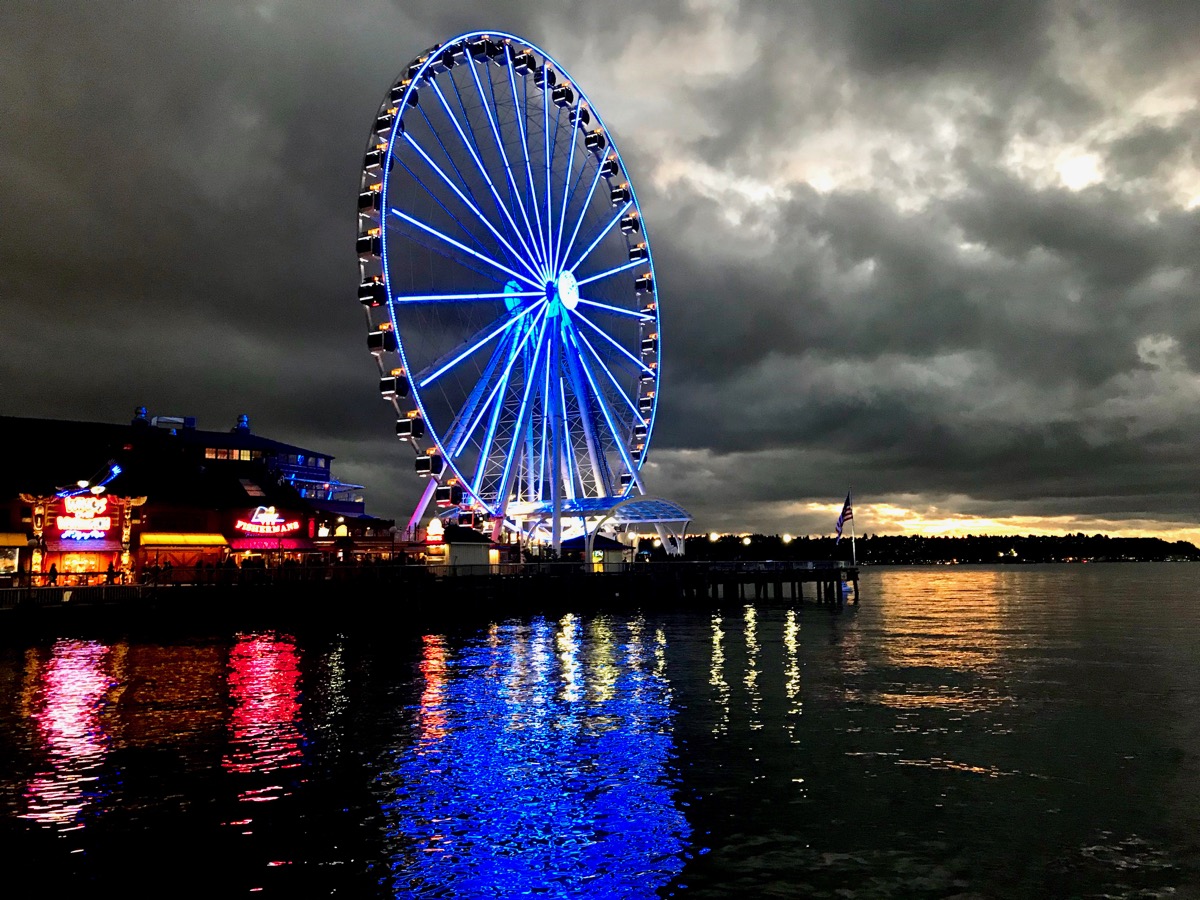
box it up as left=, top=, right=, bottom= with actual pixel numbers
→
left=139, top=533, right=229, bottom=547
left=0, top=532, right=29, bottom=548
left=230, top=537, right=315, bottom=551
left=45, top=538, right=124, bottom=553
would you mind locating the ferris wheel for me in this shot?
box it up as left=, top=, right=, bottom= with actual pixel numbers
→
left=358, top=31, right=685, bottom=550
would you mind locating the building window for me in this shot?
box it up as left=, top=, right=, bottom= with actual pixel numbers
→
left=239, top=478, right=266, bottom=497
left=240, top=449, right=251, bottom=461
left=205, top=448, right=216, bottom=459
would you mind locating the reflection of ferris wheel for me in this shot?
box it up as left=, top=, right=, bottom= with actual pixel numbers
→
left=358, top=31, right=688, bottom=551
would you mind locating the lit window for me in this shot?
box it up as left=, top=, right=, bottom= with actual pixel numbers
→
left=205, top=448, right=216, bottom=459
left=240, top=449, right=250, bottom=461
left=240, top=478, right=266, bottom=497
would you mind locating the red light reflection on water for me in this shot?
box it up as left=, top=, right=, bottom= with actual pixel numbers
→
left=21, top=640, right=115, bottom=827
left=222, top=633, right=304, bottom=778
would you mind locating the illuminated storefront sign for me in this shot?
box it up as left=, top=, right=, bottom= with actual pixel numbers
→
left=55, top=495, right=113, bottom=540
left=425, top=517, right=444, bottom=544
left=235, top=506, right=301, bottom=536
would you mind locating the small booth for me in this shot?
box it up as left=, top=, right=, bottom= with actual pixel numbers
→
left=562, top=533, right=628, bottom=573
left=424, top=519, right=495, bottom=574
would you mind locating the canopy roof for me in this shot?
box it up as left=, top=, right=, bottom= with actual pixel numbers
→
left=523, top=496, right=691, bottom=525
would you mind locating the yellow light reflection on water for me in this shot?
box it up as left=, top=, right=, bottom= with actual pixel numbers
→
left=783, top=609, right=802, bottom=742
left=743, top=604, right=761, bottom=729
left=710, top=614, right=729, bottom=735
left=850, top=568, right=1017, bottom=712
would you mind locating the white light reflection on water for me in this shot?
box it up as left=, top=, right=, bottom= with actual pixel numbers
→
left=378, top=615, right=690, bottom=898
left=19, top=640, right=116, bottom=828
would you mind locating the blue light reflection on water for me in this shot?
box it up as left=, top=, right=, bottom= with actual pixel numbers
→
left=378, top=613, right=691, bottom=898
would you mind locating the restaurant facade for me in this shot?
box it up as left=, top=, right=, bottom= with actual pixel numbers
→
left=0, top=408, right=400, bottom=585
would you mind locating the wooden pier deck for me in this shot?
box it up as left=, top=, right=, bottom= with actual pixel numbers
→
left=0, top=560, right=859, bottom=633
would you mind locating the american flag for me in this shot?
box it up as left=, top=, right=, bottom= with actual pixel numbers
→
left=835, top=491, right=853, bottom=543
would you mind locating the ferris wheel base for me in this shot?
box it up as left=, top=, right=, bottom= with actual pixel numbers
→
left=408, top=483, right=690, bottom=557
left=504, top=495, right=691, bottom=557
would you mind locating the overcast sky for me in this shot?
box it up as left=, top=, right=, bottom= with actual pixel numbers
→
left=3, top=1, right=1199, bottom=541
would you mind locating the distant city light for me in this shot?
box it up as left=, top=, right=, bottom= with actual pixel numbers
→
left=742, top=537, right=751, bottom=546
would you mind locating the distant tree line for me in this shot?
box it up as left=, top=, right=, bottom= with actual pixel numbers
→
left=665, top=533, right=1200, bottom=564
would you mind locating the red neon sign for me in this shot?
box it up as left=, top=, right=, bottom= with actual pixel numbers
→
left=55, top=495, right=113, bottom=540
left=235, top=506, right=301, bottom=536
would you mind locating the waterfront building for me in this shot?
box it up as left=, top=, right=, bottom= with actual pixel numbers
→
left=0, top=408, right=395, bottom=584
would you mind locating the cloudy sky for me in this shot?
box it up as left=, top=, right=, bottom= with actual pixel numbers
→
left=4, top=1, right=1199, bottom=541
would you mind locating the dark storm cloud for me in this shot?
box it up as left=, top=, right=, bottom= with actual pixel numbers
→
left=4, top=0, right=1200, bottom=537
left=806, top=0, right=1052, bottom=77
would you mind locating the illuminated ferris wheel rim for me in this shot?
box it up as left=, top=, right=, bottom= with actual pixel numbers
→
left=383, top=30, right=662, bottom=461
left=360, top=30, right=664, bottom=536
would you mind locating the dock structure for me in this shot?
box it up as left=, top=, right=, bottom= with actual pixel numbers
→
left=0, top=560, right=859, bottom=630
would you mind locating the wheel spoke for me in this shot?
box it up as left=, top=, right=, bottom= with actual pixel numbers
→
left=576, top=329, right=646, bottom=424
left=570, top=308, right=654, bottom=374
left=576, top=296, right=653, bottom=321
left=464, top=303, right=548, bottom=479
left=467, top=58, right=546, bottom=275
left=558, top=163, right=606, bottom=277
left=444, top=327, right=520, bottom=458
left=543, top=71, right=553, bottom=272
left=568, top=201, right=632, bottom=274
left=402, top=132, right=542, bottom=281
left=561, top=337, right=608, bottom=497
left=576, top=259, right=642, bottom=287
left=553, top=109, right=582, bottom=274
left=564, top=320, right=642, bottom=481
left=390, top=207, right=543, bottom=289
left=392, top=153, right=516, bottom=272
left=505, top=60, right=547, bottom=277
left=417, top=302, right=542, bottom=389
left=493, top=314, right=552, bottom=509
left=559, top=378, right=582, bottom=501
left=429, top=78, right=545, bottom=271
left=392, top=289, right=543, bottom=305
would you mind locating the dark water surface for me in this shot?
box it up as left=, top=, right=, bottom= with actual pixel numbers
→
left=1, top=564, right=1198, bottom=897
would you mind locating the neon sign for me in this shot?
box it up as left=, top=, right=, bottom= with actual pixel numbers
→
left=425, top=517, right=444, bottom=544
left=235, top=506, right=301, bottom=535
left=56, top=495, right=113, bottom=540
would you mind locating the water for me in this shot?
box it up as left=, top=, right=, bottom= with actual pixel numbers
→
left=1, top=563, right=1198, bottom=897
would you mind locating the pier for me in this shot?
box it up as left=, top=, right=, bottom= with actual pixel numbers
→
left=0, top=560, right=859, bottom=631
